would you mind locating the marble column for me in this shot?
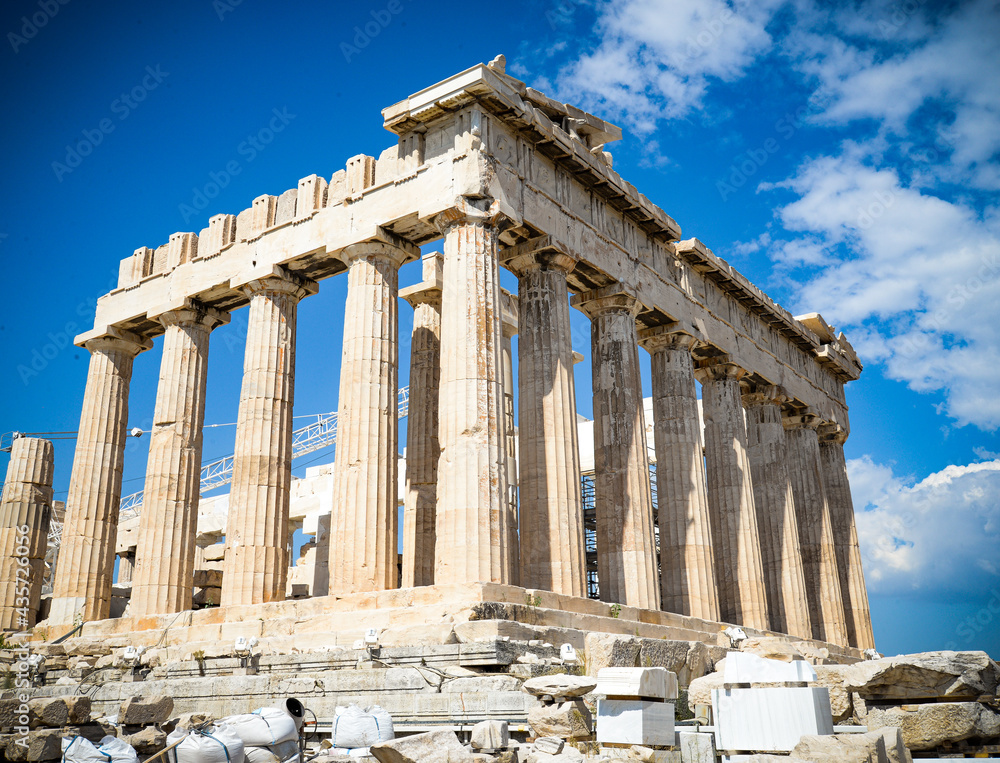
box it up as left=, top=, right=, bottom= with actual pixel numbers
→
left=330, top=242, right=409, bottom=595
left=819, top=424, right=876, bottom=650
left=50, top=331, right=151, bottom=625
left=433, top=203, right=512, bottom=584
left=221, top=269, right=316, bottom=607
left=500, top=292, right=520, bottom=587
left=508, top=249, right=586, bottom=598
left=400, top=254, right=443, bottom=588
left=0, top=437, right=54, bottom=630
left=742, top=384, right=812, bottom=638
left=639, top=327, right=719, bottom=620
left=694, top=356, right=769, bottom=630
left=117, top=552, right=135, bottom=585
left=130, top=303, right=228, bottom=617
left=571, top=286, right=659, bottom=609
left=783, top=411, right=848, bottom=645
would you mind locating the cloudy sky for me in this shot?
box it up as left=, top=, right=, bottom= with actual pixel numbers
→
left=1, top=0, right=997, bottom=656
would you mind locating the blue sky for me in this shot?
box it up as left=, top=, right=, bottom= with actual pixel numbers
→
left=1, top=0, right=997, bottom=657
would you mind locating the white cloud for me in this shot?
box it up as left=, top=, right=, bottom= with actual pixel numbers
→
left=551, top=0, right=785, bottom=132
left=763, top=151, right=1000, bottom=430
left=851, top=456, right=1000, bottom=595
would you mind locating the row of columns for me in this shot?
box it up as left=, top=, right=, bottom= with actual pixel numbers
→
left=41, top=205, right=873, bottom=650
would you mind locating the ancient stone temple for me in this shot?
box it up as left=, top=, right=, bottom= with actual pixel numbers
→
left=17, top=57, right=874, bottom=657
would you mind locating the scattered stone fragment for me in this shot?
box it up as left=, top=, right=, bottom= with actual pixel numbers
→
left=788, top=727, right=913, bottom=763
left=121, top=726, right=167, bottom=754
left=527, top=700, right=592, bottom=739
left=6, top=729, right=63, bottom=762
left=522, top=674, right=597, bottom=698
left=533, top=738, right=563, bottom=755
left=866, top=701, right=1000, bottom=751
left=119, top=695, right=174, bottom=725
left=842, top=651, right=1000, bottom=701
left=370, top=729, right=472, bottom=763
left=471, top=721, right=509, bottom=751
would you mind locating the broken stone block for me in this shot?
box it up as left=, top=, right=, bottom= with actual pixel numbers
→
left=26, top=696, right=91, bottom=729
left=522, top=674, right=596, bottom=699
left=738, top=637, right=804, bottom=662
left=119, top=695, right=174, bottom=725
left=686, top=669, right=725, bottom=708
left=523, top=746, right=582, bottom=763
left=370, top=729, right=472, bottom=763
left=528, top=700, right=592, bottom=739
left=121, top=725, right=167, bottom=754
left=842, top=651, right=1000, bottom=701
left=174, top=712, right=214, bottom=730
left=6, top=729, right=63, bottom=762
left=471, top=720, right=509, bottom=751
left=866, top=701, right=1000, bottom=751
left=813, top=664, right=853, bottom=723
left=595, top=667, right=677, bottom=700
left=583, top=634, right=639, bottom=675
left=678, top=731, right=715, bottom=763
left=532, top=738, right=563, bottom=755
left=790, top=727, right=913, bottom=763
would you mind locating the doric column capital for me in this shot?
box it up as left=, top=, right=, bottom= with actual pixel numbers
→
left=432, top=198, right=509, bottom=234
left=339, top=240, right=415, bottom=269
left=638, top=325, right=698, bottom=354
left=693, top=354, right=747, bottom=383
left=500, top=235, right=578, bottom=277
left=82, top=327, right=153, bottom=356
left=570, top=284, right=642, bottom=320
left=400, top=282, right=442, bottom=309
left=740, top=381, right=790, bottom=408
left=151, top=300, right=230, bottom=332
left=818, top=422, right=849, bottom=445
left=782, top=409, right=823, bottom=432
left=238, top=266, right=318, bottom=302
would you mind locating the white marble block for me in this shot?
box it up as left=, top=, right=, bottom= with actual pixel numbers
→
left=712, top=687, right=833, bottom=752
left=597, top=699, right=675, bottom=746
left=678, top=731, right=715, bottom=762
left=596, top=667, right=678, bottom=700
left=723, top=652, right=817, bottom=684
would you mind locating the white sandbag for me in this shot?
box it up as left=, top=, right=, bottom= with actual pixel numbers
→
left=367, top=706, right=394, bottom=743
left=223, top=709, right=298, bottom=747
left=347, top=749, right=369, bottom=758
left=62, top=736, right=111, bottom=763
left=168, top=726, right=246, bottom=763
left=331, top=705, right=377, bottom=750
left=98, top=736, right=138, bottom=763
left=243, top=740, right=299, bottom=763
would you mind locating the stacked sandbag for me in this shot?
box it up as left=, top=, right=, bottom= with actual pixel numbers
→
left=62, top=735, right=139, bottom=763
left=330, top=705, right=394, bottom=756
left=167, top=725, right=245, bottom=763
left=221, top=707, right=300, bottom=763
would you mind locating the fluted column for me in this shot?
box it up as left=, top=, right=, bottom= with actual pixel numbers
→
left=742, top=384, right=812, bottom=638
left=221, top=269, right=316, bottom=607
left=0, top=437, right=54, bottom=630
left=571, top=286, right=659, bottom=609
left=117, top=552, right=135, bottom=585
left=50, top=331, right=150, bottom=625
left=819, top=424, right=875, bottom=650
left=330, top=242, right=410, bottom=594
left=638, top=327, right=719, bottom=620
left=130, top=304, right=228, bottom=616
left=500, top=292, right=520, bottom=587
left=694, top=356, right=769, bottom=629
left=783, top=411, right=848, bottom=645
left=433, top=202, right=512, bottom=584
left=400, top=254, right=443, bottom=588
left=507, top=248, right=586, bottom=597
